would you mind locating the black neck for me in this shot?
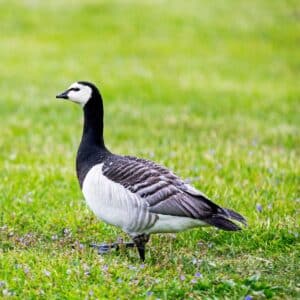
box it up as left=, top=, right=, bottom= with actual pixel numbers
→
left=81, top=91, right=106, bottom=149
left=76, top=85, right=112, bottom=188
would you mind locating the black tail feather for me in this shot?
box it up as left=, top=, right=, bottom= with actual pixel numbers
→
left=206, top=215, right=242, bottom=231
left=221, top=208, right=247, bottom=226
left=182, top=189, right=247, bottom=230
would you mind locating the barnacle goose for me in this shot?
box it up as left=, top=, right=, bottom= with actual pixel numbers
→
left=56, top=81, right=246, bottom=261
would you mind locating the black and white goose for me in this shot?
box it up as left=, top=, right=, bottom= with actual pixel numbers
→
left=56, top=81, right=246, bottom=261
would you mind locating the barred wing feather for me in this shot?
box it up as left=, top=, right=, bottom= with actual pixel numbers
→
left=103, top=156, right=221, bottom=220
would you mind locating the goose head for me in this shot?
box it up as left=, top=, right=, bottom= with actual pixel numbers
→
left=56, top=81, right=99, bottom=107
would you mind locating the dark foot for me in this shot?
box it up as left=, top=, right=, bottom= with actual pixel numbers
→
left=90, top=239, right=135, bottom=255
left=133, top=234, right=150, bottom=261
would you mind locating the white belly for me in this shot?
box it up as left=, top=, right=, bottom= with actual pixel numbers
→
left=82, top=164, right=153, bottom=234
left=147, top=214, right=207, bottom=234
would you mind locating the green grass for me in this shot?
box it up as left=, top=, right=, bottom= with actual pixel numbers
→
left=0, top=0, right=299, bottom=298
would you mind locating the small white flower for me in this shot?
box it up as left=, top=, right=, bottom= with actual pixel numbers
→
left=43, top=269, right=51, bottom=277
left=51, top=235, right=58, bottom=241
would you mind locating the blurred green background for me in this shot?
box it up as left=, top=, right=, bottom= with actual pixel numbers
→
left=0, top=0, right=299, bottom=299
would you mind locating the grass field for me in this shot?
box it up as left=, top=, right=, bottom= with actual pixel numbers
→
left=0, top=0, right=299, bottom=299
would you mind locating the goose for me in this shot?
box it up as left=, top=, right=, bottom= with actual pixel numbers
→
left=56, top=81, right=246, bottom=261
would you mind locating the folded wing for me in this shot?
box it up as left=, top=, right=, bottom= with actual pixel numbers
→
left=103, top=155, right=246, bottom=231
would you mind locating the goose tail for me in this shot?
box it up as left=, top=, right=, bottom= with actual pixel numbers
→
left=205, top=207, right=247, bottom=231
left=222, top=208, right=247, bottom=226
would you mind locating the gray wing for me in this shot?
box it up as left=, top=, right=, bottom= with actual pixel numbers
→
left=102, top=155, right=220, bottom=220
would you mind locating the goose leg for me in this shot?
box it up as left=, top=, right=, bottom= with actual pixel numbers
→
left=133, top=234, right=150, bottom=261
left=90, top=240, right=135, bottom=254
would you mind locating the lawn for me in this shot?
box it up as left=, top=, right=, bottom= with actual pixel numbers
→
left=0, top=0, right=299, bottom=299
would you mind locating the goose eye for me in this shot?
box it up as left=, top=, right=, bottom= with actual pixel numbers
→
left=72, top=88, right=80, bottom=92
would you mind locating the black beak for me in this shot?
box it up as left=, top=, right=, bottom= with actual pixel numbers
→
left=56, top=90, right=69, bottom=99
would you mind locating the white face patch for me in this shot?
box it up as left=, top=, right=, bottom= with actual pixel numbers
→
left=66, top=82, right=92, bottom=107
